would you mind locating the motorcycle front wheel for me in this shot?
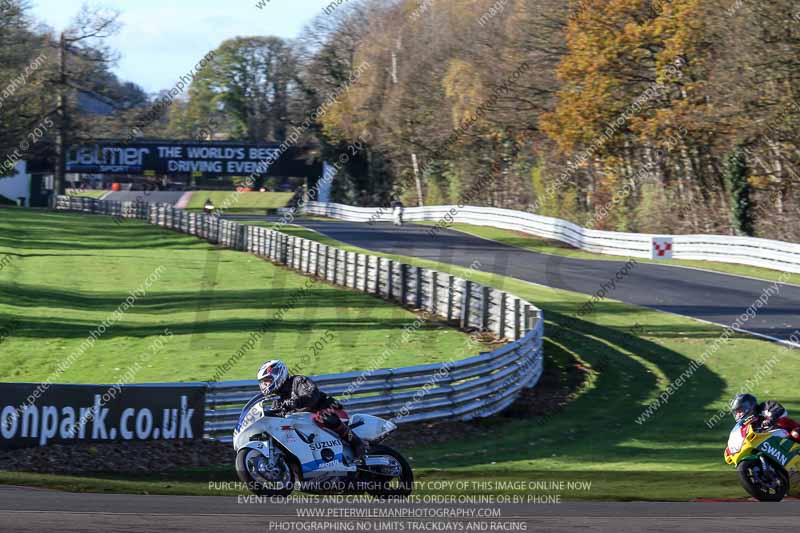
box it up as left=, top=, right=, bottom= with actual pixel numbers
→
left=364, top=444, right=414, bottom=499
left=737, top=458, right=789, bottom=501
left=236, top=446, right=300, bottom=497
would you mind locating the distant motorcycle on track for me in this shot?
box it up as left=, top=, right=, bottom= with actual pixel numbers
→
left=233, top=394, right=414, bottom=497
left=392, top=206, right=403, bottom=226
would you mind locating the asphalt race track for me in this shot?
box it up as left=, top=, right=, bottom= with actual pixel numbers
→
left=1, top=486, right=799, bottom=532
left=277, top=219, right=800, bottom=345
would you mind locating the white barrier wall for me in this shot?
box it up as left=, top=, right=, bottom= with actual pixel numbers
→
left=304, top=202, right=800, bottom=274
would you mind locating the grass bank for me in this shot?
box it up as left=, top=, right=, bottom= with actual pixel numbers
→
left=0, top=210, right=471, bottom=384
left=186, top=191, right=294, bottom=214
left=66, top=190, right=108, bottom=200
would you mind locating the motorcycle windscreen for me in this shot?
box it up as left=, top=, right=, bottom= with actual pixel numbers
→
left=728, top=420, right=747, bottom=454
left=234, top=394, right=265, bottom=435
left=350, top=414, right=396, bottom=441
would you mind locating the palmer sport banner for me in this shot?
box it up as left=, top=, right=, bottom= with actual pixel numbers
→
left=0, top=383, right=206, bottom=450
left=27, top=140, right=322, bottom=177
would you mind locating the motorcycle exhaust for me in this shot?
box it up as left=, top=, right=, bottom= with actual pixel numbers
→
left=362, top=455, right=394, bottom=467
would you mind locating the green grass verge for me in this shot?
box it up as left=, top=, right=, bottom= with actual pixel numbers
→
left=0, top=468, right=740, bottom=501
left=0, top=468, right=239, bottom=496
left=66, top=190, right=108, bottom=199
left=415, top=221, right=799, bottom=286
left=186, top=191, right=294, bottom=213
left=0, top=210, right=472, bottom=384
left=235, top=223, right=799, bottom=501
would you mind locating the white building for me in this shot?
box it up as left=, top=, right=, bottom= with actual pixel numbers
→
left=0, top=162, right=31, bottom=206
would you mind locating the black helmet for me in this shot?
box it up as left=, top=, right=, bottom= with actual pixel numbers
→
left=730, top=393, right=758, bottom=422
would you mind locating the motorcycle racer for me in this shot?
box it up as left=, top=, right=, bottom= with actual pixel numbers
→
left=730, top=393, right=800, bottom=442
left=391, top=199, right=404, bottom=226
left=257, top=360, right=366, bottom=461
left=203, top=198, right=215, bottom=215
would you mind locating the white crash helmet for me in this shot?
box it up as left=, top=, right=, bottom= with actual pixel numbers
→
left=257, top=359, right=288, bottom=396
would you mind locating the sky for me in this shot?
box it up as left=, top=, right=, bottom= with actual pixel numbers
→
left=29, top=0, right=336, bottom=93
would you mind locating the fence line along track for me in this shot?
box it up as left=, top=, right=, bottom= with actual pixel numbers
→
left=304, top=201, right=800, bottom=274
left=55, top=196, right=545, bottom=442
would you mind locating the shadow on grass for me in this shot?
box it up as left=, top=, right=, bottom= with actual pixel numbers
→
left=0, top=313, right=446, bottom=340
left=0, top=211, right=208, bottom=251
left=0, top=283, right=394, bottom=314
left=412, top=309, right=727, bottom=472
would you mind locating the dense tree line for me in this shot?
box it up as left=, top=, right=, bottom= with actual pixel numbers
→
left=296, top=0, right=800, bottom=240
left=3, top=0, right=798, bottom=239
left=173, top=0, right=796, bottom=238
left=0, top=0, right=148, bottom=189
left=0, top=0, right=52, bottom=171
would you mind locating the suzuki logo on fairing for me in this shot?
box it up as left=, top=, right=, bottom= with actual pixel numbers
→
left=310, top=439, right=341, bottom=451
left=763, top=442, right=789, bottom=465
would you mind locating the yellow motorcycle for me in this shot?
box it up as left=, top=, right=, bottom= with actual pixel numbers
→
left=725, top=416, right=800, bottom=501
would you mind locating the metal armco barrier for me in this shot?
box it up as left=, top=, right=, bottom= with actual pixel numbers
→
left=55, top=196, right=545, bottom=444
left=304, top=201, right=800, bottom=274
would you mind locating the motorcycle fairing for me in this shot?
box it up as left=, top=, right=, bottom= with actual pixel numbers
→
left=235, top=408, right=355, bottom=479
left=725, top=422, right=800, bottom=496
left=280, top=413, right=353, bottom=477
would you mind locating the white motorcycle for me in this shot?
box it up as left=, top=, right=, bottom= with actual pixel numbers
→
left=233, top=394, right=414, bottom=497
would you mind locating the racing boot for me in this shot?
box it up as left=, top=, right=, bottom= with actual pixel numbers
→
left=320, top=410, right=366, bottom=464
left=345, top=430, right=366, bottom=464
left=331, top=422, right=365, bottom=464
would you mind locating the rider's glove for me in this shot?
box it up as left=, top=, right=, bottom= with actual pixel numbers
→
left=757, top=416, right=773, bottom=430
left=280, top=399, right=296, bottom=412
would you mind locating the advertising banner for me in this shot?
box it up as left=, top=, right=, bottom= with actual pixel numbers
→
left=27, top=141, right=321, bottom=178
left=0, top=383, right=206, bottom=450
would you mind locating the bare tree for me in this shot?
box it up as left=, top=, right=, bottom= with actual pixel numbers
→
left=49, top=2, right=120, bottom=195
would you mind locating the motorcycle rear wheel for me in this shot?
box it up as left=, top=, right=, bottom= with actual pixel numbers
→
left=737, top=458, right=789, bottom=502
